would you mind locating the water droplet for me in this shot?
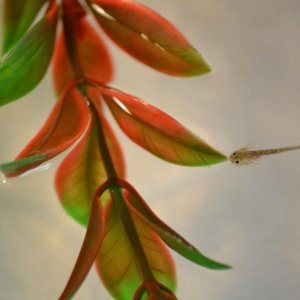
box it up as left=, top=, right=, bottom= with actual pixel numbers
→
left=1, top=174, right=7, bottom=184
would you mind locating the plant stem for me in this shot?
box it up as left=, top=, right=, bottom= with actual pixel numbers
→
left=89, top=103, right=118, bottom=180
left=62, top=0, right=86, bottom=79
left=61, top=0, right=156, bottom=282
left=111, top=187, right=154, bottom=281
left=89, top=101, right=154, bottom=282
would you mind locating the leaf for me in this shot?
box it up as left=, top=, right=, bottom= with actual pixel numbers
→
left=88, top=0, right=210, bottom=76
left=2, top=0, right=47, bottom=53
left=59, top=186, right=105, bottom=300
left=52, top=13, right=113, bottom=97
left=125, top=189, right=231, bottom=270
left=0, top=155, right=46, bottom=173
left=55, top=110, right=125, bottom=226
left=0, top=3, right=58, bottom=106
left=3, top=88, right=90, bottom=177
left=100, top=88, right=227, bottom=166
left=96, top=200, right=176, bottom=300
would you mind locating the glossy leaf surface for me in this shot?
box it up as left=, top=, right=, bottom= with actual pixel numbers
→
left=88, top=0, right=210, bottom=76
left=96, top=200, right=176, bottom=300
left=59, top=188, right=105, bottom=300
left=0, top=3, right=58, bottom=106
left=2, top=0, right=47, bottom=53
left=52, top=14, right=113, bottom=97
left=55, top=111, right=125, bottom=226
left=4, top=88, right=89, bottom=177
left=126, top=190, right=230, bottom=270
left=101, top=89, right=227, bottom=166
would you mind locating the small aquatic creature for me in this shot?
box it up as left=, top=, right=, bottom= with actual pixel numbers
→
left=230, top=144, right=300, bottom=165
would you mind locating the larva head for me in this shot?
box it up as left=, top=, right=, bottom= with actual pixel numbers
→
left=229, top=146, right=258, bottom=166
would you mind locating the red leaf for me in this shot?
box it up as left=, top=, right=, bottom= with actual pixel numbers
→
left=55, top=109, right=125, bottom=226
left=98, top=87, right=227, bottom=166
left=58, top=183, right=106, bottom=300
left=52, top=13, right=113, bottom=97
left=4, top=88, right=90, bottom=177
left=88, top=0, right=210, bottom=76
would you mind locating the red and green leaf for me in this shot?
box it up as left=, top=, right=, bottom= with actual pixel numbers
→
left=2, top=88, right=89, bottom=177
left=52, top=6, right=113, bottom=97
left=125, top=189, right=231, bottom=270
left=0, top=155, right=46, bottom=175
left=0, top=3, right=59, bottom=106
left=59, top=185, right=105, bottom=300
left=88, top=0, right=210, bottom=76
left=55, top=110, right=125, bottom=226
left=100, top=88, right=227, bottom=166
left=2, top=0, right=47, bottom=53
left=96, top=200, right=176, bottom=300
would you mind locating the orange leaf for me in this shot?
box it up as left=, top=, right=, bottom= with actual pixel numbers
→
left=52, top=14, right=113, bottom=97
left=3, top=88, right=89, bottom=177
left=99, top=88, right=227, bottom=166
left=55, top=110, right=125, bottom=226
left=59, top=184, right=105, bottom=300
left=88, top=0, right=210, bottom=76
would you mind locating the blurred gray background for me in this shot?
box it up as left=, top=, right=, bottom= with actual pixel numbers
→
left=1, top=0, right=300, bottom=299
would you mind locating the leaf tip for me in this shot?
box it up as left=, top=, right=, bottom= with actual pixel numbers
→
left=193, top=60, right=212, bottom=76
left=199, top=152, right=228, bottom=167
left=182, top=49, right=212, bottom=76
left=217, top=153, right=229, bottom=163
left=200, top=256, right=232, bottom=270
left=214, top=262, right=232, bottom=270
left=0, top=154, right=47, bottom=177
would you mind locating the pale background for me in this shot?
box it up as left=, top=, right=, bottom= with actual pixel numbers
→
left=0, top=0, right=300, bottom=299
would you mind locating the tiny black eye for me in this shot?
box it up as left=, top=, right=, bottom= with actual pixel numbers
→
left=235, top=160, right=239, bottom=164
left=232, top=152, right=236, bottom=156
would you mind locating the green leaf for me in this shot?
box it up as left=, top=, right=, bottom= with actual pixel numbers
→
left=0, top=3, right=58, bottom=106
left=2, top=0, right=47, bottom=53
left=95, top=200, right=176, bottom=300
left=126, top=190, right=231, bottom=270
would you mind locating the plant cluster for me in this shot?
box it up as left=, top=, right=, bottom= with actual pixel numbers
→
left=0, top=0, right=229, bottom=299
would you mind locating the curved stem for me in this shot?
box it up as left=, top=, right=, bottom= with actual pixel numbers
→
left=73, top=62, right=156, bottom=285
left=61, top=3, right=156, bottom=284
left=89, top=101, right=154, bottom=281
